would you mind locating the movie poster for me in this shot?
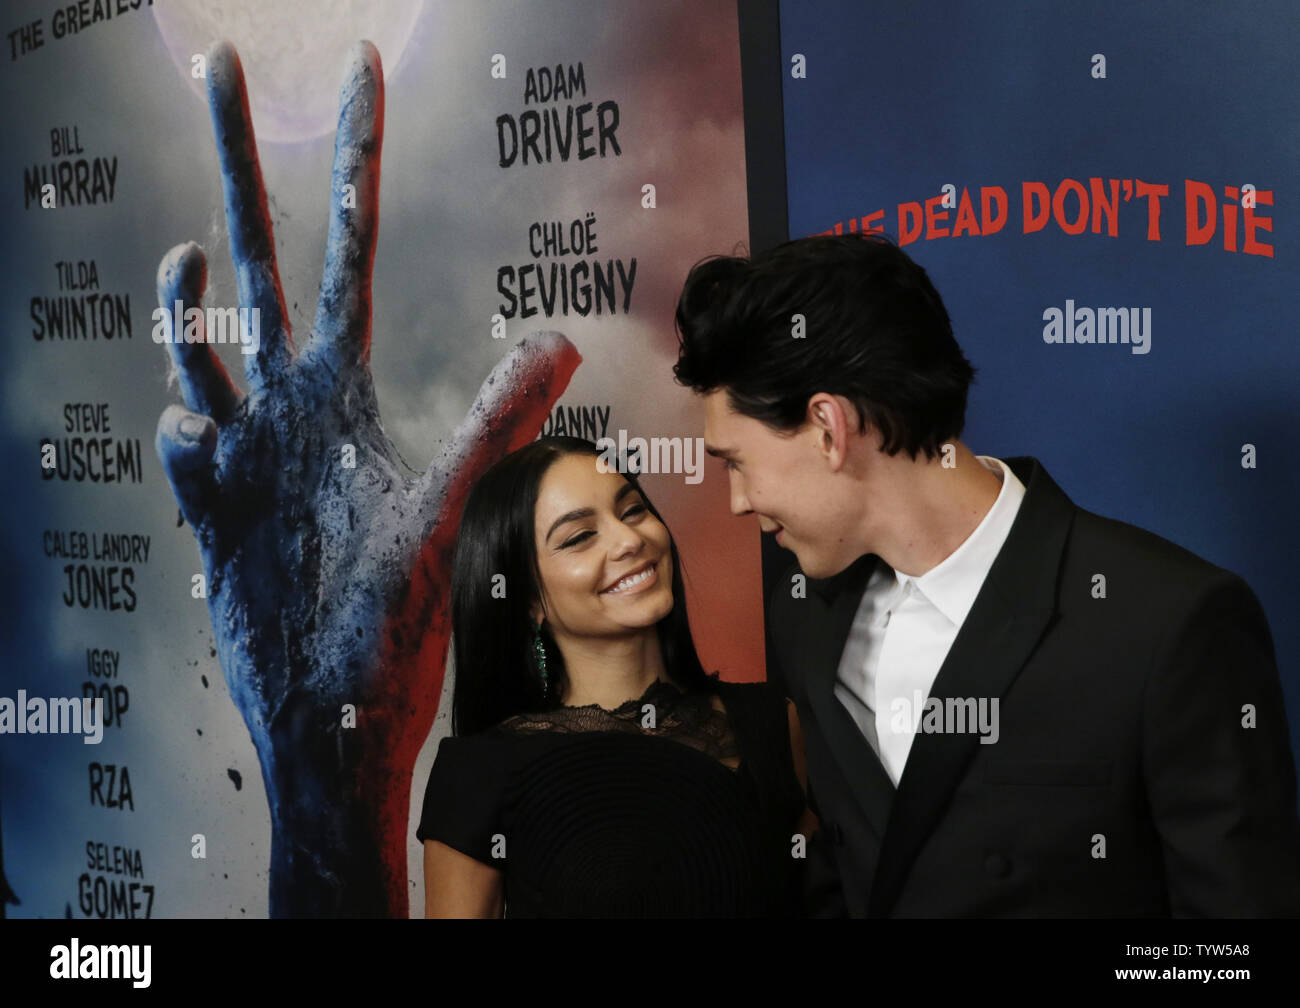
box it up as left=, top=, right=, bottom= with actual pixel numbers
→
left=0, top=0, right=761, bottom=918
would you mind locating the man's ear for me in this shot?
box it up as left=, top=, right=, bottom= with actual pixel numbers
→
left=807, top=393, right=847, bottom=458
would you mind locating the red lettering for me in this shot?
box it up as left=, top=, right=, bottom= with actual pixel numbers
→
left=1089, top=177, right=1120, bottom=237
left=981, top=186, right=1008, bottom=234
left=1022, top=182, right=1050, bottom=233
left=1135, top=180, right=1170, bottom=241
left=952, top=188, right=980, bottom=236
left=861, top=209, right=886, bottom=234
left=1184, top=179, right=1215, bottom=246
left=924, top=195, right=950, bottom=239
left=898, top=201, right=923, bottom=245
left=1052, top=178, right=1089, bottom=235
left=1222, top=187, right=1239, bottom=253
left=1242, top=188, right=1274, bottom=258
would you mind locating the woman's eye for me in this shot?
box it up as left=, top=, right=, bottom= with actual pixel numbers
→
left=723, top=459, right=738, bottom=472
left=559, top=504, right=646, bottom=548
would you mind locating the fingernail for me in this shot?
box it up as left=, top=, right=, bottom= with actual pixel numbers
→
left=180, top=415, right=208, bottom=438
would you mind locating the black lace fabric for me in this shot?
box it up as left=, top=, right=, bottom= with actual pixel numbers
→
left=495, top=679, right=741, bottom=770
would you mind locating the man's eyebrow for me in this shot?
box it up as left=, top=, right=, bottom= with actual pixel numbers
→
left=545, top=482, right=642, bottom=543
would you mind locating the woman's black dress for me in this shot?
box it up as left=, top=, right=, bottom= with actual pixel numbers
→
left=416, top=677, right=806, bottom=917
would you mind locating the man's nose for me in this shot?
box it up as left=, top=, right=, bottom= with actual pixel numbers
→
left=728, top=473, right=751, bottom=516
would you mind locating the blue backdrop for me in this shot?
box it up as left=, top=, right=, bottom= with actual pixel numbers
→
left=779, top=0, right=1300, bottom=768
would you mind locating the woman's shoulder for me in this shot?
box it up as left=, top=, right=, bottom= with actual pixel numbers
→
left=431, top=721, right=538, bottom=769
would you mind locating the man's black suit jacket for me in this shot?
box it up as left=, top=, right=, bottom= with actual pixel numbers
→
left=766, top=456, right=1300, bottom=916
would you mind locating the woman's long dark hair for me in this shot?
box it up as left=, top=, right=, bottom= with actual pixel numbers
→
left=450, top=436, right=714, bottom=736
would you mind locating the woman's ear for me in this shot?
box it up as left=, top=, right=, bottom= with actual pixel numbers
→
left=529, top=600, right=544, bottom=627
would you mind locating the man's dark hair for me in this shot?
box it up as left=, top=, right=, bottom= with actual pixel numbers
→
left=673, top=233, right=976, bottom=460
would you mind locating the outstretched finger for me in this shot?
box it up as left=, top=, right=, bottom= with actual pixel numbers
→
left=206, top=40, right=293, bottom=390
left=156, top=242, right=244, bottom=423
left=156, top=404, right=221, bottom=532
left=308, top=41, right=384, bottom=376
left=418, top=331, right=581, bottom=525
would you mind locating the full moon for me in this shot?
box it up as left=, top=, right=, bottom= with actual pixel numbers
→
left=153, top=0, right=425, bottom=144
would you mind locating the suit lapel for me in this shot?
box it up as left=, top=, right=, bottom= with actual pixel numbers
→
left=866, top=457, right=1076, bottom=916
left=803, top=554, right=896, bottom=841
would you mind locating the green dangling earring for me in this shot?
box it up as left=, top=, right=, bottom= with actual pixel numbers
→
left=532, top=621, right=549, bottom=695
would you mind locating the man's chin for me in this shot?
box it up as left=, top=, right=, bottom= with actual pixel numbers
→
left=795, top=551, right=854, bottom=582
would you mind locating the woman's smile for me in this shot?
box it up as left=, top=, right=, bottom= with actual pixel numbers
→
left=601, top=560, right=659, bottom=596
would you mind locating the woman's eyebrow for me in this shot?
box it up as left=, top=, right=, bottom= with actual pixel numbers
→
left=545, top=483, right=642, bottom=543
left=546, top=507, right=594, bottom=543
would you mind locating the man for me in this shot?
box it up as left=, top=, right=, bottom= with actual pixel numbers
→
left=672, top=232, right=1300, bottom=916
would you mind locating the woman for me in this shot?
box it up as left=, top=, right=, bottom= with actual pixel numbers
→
left=417, top=435, right=817, bottom=917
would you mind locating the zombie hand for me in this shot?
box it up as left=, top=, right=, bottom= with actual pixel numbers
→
left=154, top=41, right=579, bottom=917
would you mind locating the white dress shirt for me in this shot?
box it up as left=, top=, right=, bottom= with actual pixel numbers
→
left=832, top=456, right=1026, bottom=786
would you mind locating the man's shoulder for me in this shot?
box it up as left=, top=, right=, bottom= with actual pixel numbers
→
left=1039, top=491, right=1264, bottom=641
left=1010, top=455, right=1247, bottom=596
left=1066, top=504, right=1244, bottom=593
